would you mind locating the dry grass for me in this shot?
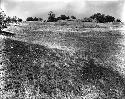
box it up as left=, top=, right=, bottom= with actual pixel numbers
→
left=0, top=21, right=125, bottom=99
left=0, top=37, right=124, bottom=99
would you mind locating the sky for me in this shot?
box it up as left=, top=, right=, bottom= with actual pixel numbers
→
left=1, top=0, right=125, bottom=21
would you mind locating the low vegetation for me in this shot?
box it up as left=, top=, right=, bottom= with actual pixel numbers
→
left=26, top=17, right=43, bottom=21
left=1, top=38, right=125, bottom=99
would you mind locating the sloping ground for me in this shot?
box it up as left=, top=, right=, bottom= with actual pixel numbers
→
left=0, top=38, right=125, bottom=99
left=1, top=22, right=125, bottom=99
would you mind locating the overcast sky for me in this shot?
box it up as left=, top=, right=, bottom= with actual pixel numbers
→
left=1, top=0, right=125, bottom=21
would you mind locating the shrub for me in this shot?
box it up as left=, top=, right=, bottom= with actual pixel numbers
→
left=47, top=11, right=56, bottom=22
left=90, top=13, right=115, bottom=23
left=26, top=17, right=34, bottom=21
left=71, top=16, right=76, bottom=19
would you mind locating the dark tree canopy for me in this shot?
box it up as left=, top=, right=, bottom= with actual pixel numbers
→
left=71, top=16, right=76, bottom=19
left=116, top=19, right=121, bottom=22
left=90, top=13, right=115, bottom=23
left=60, top=15, right=69, bottom=20
left=47, top=11, right=56, bottom=22
left=33, top=17, right=39, bottom=21
left=105, top=15, right=115, bottom=22
left=56, top=15, right=69, bottom=21
left=26, top=17, right=34, bottom=21
left=26, top=17, right=42, bottom=21
left=12, top=16, right=18, bottom=23
left=0, top=10, right=7, bottom=30
left=6, top=16, right=11, bottom=23
left=26, top=11, right=121, bottom=23
left=18, top=18, right=23, bottom=22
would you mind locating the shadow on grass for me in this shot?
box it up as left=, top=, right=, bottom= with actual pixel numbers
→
left=1, top=38, right=125, bottom=99
left=1, top=31, right=15, bottom=37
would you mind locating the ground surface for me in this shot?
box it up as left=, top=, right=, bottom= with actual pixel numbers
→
left=0, top=21, right=125, bottom=99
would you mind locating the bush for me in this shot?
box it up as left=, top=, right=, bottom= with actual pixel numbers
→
left=47, top=11, right=56, bottom=22
left=90, top=13, right=115, bottom=23
left=116, top=19, right=121, bottom=22
left=26, top=17, right=43, bottom=21
left=82, top=17, right=93, bottom=22
left=71, top=16, right=76, bottom=19
left=26, top=17, right=34, bottom=21
left=18, top=18, right=23, bottom=22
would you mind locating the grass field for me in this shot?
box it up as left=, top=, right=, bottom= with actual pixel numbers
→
left=1, top=21, right=125, bottom=99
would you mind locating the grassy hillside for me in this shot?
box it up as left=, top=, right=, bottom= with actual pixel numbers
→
left=0, top=21, right=125, bottom=98
left=0, top=38, right=125, bottom=99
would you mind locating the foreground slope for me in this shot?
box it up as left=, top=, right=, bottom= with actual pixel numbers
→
left=0, top=22, right=125, bottom=99
left=0, top=37, right=124, bottom=99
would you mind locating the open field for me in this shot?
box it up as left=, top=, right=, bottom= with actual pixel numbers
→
left=0, top=21, right=125, bottom=99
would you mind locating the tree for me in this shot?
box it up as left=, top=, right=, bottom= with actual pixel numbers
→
left=33, top=17, right=39, bottom=21
left=57, top=15, right=69, bottom=20
left=26, top=17, right=34, bottom=21
left=47, top=11, right=56, bottom=22
left=18, top=18, right=23, bottom=22
left=71, top=16, right=76, bottom=19
left=60, top=15, right=67, bottom=20
left=116, top=19, right=121, bottom=22
left=38, top=18, right=43, bottom=21
left=90, top=13, right=105, bottom=23
left=67, top=16, right=70, bottom=19
left=0, top=9, right=7, bottom=31
left=105, top=15, right=115, bottom=22
left=6, top=16, right=11, bottom=23
left=82, top=17, right=92, bottom=22
left=12, top=16, right=18, bottom=23
left=90, top=13, right=115, bottom=23
left=26, top=17, right=42, bottom=21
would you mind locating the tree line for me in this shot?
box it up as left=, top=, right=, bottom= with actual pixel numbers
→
left=1, top=9, right=122, bottom=26
left=26, top=11, right=121, bottom=23
left=26, top=11, right=76, bottom=22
